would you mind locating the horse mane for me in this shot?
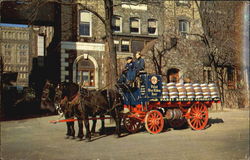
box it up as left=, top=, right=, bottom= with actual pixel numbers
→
left=61, top=82, right=79, bottom=100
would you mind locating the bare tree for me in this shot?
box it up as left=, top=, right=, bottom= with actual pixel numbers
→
left=194, top=1, right=243, bottom=106
left=145, top=34, right=177, bottom=75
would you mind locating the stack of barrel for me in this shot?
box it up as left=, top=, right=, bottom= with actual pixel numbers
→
left=185, top=83, right=195, bottom=98
left=161, top=82, right=219, bottom=99
left=162, top=82, right=169, bottom=98
left=208, top=83, right=219, bottom=98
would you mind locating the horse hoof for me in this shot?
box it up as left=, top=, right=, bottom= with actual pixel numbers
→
left=77, top=135, right=84, bottom=139
left=115, top=134, right=121, bottom=138
left=86, top=138, right=91, bottom=142
left=78, top=137, right=83, bottom=141
left=71, top=136, right=76, bottom=139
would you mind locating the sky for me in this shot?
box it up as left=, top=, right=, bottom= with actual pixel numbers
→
left=0, top=23, right=28, bottom=28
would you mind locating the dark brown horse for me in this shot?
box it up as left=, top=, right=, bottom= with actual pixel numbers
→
left=54, top=82, right=84, bottom=139
left=79, top=88, right=123, bottom=141
left=41, top=81, right=83, bottom=139
left=41, top=81, right=123, bottom=141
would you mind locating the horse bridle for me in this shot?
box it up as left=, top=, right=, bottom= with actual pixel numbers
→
left=41, top=82, right=53, bottom=102
left=54, top=85, right=64, bottom=117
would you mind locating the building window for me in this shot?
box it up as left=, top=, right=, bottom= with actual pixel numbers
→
left=179, top=19, right=189, bottom=36
left=131, top=40, right=144, bottom=54
left=167, top=68, right=180, bottom=83
left=176, top=0, right=190, bottom=7
left=38, top=35, right=45, bottom=56
left=203, top=67, right=213, bottom=83
left=79, top=11, right=92, bottom=37
left=148, top=19, right=158, bottom=35
left=77, top=59, right=95, bottom=87
left=114, top=40, right=120, bottom=52
left=130, top=17, right=140, bottom=33
left=112, top=16, right=122, bottom=32
left=121, top=40, right=130, bottom=52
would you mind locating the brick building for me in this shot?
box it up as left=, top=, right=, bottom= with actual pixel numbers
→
left=49, top=0, right=206, bottom=88
left=0, top=26, right=32, bottom=86
left=46, top=0, right=248, bottom=107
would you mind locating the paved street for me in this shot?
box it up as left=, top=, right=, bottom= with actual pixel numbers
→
left=1, top=109, right=249, bottom=160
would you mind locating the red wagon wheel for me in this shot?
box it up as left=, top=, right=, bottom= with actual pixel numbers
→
left=145, top=110, right=164, bottom=134
left=187, top=103, right=209, bottom=130
left=168, top=119, right=187, bottom=129
left=123, top=116, right=142, bottom=133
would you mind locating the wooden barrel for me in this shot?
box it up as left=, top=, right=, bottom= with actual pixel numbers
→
left=179, top=92, right=187, bottom=98
left=162, top=86, right=169, bottom=92
left=194, top=84, right=203, bottom=98
left=185, top=83, right=195, bottom=98
left=168, top=83, right=179, bottom=98
left=201, top=84, right=210, bottom=98
left=209, top=83, right=219, bottom=98
left=162, top=86, right=169, bottom=98
left=194, top=87, right=202, bottom=93
left=168, top=86, right=178, bottom=93
left=169, top=92, right=178, bottom=98
left=184, top=83, right=192, bottom=87
left=177, top=86, right=186, bottom=98
left=167, top=82, right=176, bottom=87
left=210, top=92, right=219, bottom=98
left=176, top=83, right=184, bottom=87
left=187, top=92, right=195, bottom=98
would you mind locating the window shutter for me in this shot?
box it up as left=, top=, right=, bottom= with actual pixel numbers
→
left=122, top=40, right=129, bottom=45
left=148, top=20, right=156, bottom=28
left=131, top=20, right=139, bottom=28
left=80, top=11, right=91, bottom=22
left=114, top=40, right=119, bottom=44
left=115, top=18, right=120, bottom=26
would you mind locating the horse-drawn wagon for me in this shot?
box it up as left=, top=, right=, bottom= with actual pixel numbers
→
left=45, top=72, right=220, bottom=139
left=121, top=73, right=220, bottom=134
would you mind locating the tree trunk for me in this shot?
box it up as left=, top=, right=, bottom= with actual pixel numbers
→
left=104, top=0, right=117, bottom=89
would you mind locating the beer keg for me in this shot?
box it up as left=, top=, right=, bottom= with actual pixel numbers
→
left=209, top=83, right=219, bottom=98
left=201, top=84, right=211, bottom=98
left=177, top=86, right=187, bottom=98
left=176, top=83, right=184, bottom=87
left=193, top=84, right=203, bottom=98
left=169, top=92, right=178, bottom=98
left=167, top=82, right=176, bottom=87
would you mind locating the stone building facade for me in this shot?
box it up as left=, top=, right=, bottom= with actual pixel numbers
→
left=50, top=0, right=248, bottom=108
left=55, top=0, right=166, bottom=89
left=0, top=26, right=32, bottom=87
left=0, top=25, right=54, bottom=87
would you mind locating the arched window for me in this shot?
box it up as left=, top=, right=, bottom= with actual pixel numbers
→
left=77, top=59, right=95, bottom=87
left=167, top=68, right=180, bottom=82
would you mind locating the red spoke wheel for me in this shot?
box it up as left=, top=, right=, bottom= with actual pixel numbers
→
left=145, top=110, right=164, bottom=134
left=168, top=119, right=187, bottom=129
left=187, top=103, right=209, bottom=130
left=123, top=116, right=142, bottom=133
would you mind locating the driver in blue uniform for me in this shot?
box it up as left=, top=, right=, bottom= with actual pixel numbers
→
left=134, top=51, right=145, bottom=74
left=118, top=56, right=136, bottom=85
